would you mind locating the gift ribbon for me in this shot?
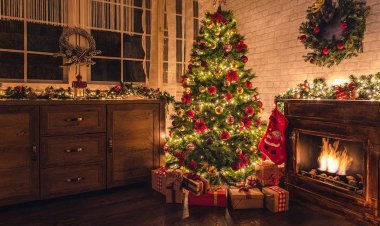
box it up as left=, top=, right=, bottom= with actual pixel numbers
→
left=154, top=167, right=166, bottom=193
left=268, top=186, right=286, bottom=212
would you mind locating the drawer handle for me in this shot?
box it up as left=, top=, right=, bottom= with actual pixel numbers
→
left=65, top=177, right=85, bottom=183
left=65, top=147, right=84, bottom=153
left=65, top=117, right=84, bottom=122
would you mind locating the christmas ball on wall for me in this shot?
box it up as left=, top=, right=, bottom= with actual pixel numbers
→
left=226, top=115, right=235, bottom=124
left=237, top=87, right=244, bottom=94
left=199, top=86, right=206, bottom=93
left=224, top=43, right=233, bottom=52
left=186, top=143, right=196, bottom=151
left=215, top=106, right=224, bottom=114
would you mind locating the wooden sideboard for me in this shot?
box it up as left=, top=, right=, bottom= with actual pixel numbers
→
left=0, top=99, right=166, bottom=206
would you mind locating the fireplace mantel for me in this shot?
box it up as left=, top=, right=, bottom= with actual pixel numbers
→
left=283, top=100, right=380, bottom=225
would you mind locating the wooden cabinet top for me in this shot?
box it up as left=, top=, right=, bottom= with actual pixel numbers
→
left=0, top=99, right=167, bottom=106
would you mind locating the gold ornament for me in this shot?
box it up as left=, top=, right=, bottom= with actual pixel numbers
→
left=215, top=29, right=221, bottom=36
left=199, top=86, right=206, bottom=93
left=236, top=148, right=242, bottom=155
left=215, top=106, right=224, bottom=115
left=208, top=166, right=217, bottom=174
left=177, top=108, right=185, bottom=116
left=250, top=146, right=258, bottom=152
left=293, top=92, right=301, bottom=99
left=195, top=104, right=203, bottom=113
left=258, top=108, right=263, bottom=114
left=239, top=122, right=245, bottom=127
left=224, top=80, right=231, bottom=87
left=237, top=87, right=244, bottom=94
left=210, top=43, right=217, bottom=49
left=206, top=21, right=213, bottom=29
left=185, top=88, right=191, bottom=94
left=231, top=61, right=238, bottom=69
left=179, top=126, right=186, bottom=132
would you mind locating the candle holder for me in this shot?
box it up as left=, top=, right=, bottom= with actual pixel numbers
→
left=72, top=74, right=87, bottom=99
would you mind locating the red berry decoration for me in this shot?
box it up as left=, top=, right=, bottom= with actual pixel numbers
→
left=181, top=93, right=192, bottom=104
left=194, top=118, right=208, bottom=134
left=322, top=48, right=329, bottom=55
left=337, top=43, right=344, bottom=50
left=220, top=131, right=231, bottom=141
left=186, top=110, right=196, bottom=119
left=298, top=35, right=307, bottom=43
left=226, top=70, right=239, bottom=83
left=245, top=81, right=253, bottom=89
left=224, top=92, right=233, bottom=101
left=241, top=55, right=248, bottom=63
left=208, top=85, right=217, bottom=95
left=314, top=26, right=320, bottom=33
left=341, top=22, right=348, bottom=30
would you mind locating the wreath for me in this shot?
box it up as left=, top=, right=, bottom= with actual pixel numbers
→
left=57, top=27, right=101, bottom=67
left=298, top=0, right=370, bottom=67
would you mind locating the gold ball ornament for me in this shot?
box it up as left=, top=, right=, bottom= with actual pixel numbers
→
left=236, top=148, right=242, bottom=155
left=258, top=108, right=263, bottom=114
left=239, top=122, right=245, bottom=127
left=199, top=86, right=206, bottom=93
left=293, top=92, right=301, bottom=99
left=185, top=88, right=191, bottom=94
left=215, top=106, right=224, bottom=115
left=237, top=87, right=244, bottom=94
left=179, top=126, right=186, bottom=132
left=206, top=21, right=213, bottom=29
left=226, top=115, right=234, bottom=124
left=177, top=108, right=185, bottom=117
left=231, top=61, right=238, bottom=69
left=215, top=29, right=221, bottom=36
left=210, top=43, right=217, bottom=49
left=250, top=146, right=258, bottom=152
left=195, top=104, right=203, bottom=113
left=224, top=80, right=231, bottom=87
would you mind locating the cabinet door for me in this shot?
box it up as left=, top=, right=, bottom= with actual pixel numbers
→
left=107, top=104, right=161, bottom=188
left=0, top=106, right=39, bottom=206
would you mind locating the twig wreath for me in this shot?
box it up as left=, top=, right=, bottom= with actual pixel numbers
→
left=57, top=27, right=101, bottom=67
left=298, top=0, right=370, bottom=67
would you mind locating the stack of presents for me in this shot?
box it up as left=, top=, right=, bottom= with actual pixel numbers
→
left=151, top=160, right=289, bottom=212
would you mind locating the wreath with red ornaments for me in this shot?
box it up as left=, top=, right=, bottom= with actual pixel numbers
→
left=298, top=0, right=369, bottom=67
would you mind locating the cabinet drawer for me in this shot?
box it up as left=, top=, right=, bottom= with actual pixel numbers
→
left=41, top=164, right=106, bottom=199
left=41, top=105, right=106, bottom=136
left=41, top=134, right=106, bottom=168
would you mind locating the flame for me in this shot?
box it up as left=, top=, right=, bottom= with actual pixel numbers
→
left=318, top=138, right=353, bottom=175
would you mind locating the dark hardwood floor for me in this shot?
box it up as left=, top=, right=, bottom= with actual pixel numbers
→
left=0, top=183, right=360, bottom=226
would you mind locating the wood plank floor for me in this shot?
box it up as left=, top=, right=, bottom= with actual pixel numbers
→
left=0, top=183, right=359, bottom=226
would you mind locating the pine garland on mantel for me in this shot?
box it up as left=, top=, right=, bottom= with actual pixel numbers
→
left=0, top=82, right=175, bottom=104
left=276, top=72, right=380, bottom=101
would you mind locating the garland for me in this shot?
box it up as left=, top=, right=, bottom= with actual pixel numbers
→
left=299, top=0, right=370, bottom=67
left=56, top=27, right=102, bottom=67
left=276, top=72, right=380, bottom=100
left=0, top=83, right=175, bottom=104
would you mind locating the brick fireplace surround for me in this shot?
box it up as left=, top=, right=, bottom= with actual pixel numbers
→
left=283, top=100, right=380, bottom=225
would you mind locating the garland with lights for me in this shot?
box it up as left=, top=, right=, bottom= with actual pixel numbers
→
left=276, top=72, right=380, bottom=100
left=164, top=8, right=265, bottom=186
left=0, top=83, right=175, bottom=103
left=298, top=0, right=370, bottom=67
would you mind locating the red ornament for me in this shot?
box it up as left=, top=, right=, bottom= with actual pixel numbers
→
left=186, top=110, right=196, bottom=119
left=188, top=160, right=197, bottom=170
left=231, top=161, right=241, bottom=171
left=113, top=85, right=122, bottom=92
left=254, top=119, right=262, bottom=126
left=226, top=70, right=239, bottom=83
left=201, top=61, right=208, bottom=67
left=314, top=26, right=320, bottom=33
left=341, top=22, right=348, bottom=30
left=235, top=40, right=247, bottom=51
left=298, top=35, right=307, bottom=43
left=211, top=12, right=224, bottom=23
left=181, top=93, right=192, bottom=104
left=223, top=52, right=229, bottom=58
left=241, top=116, right=252, bottom=129
left=194, top=118, right=208, bottom=134
left=208, top=85, right=217, bottom=95
left=336, top=91, right=350, bottom=100
left=337, top=43, right=344, bottom=50
left=241, top=55, right=248, bottom=63
left=244, top=106, right=255, bottom=116
left=245, top=81, right=253, bottom=89
left=186, top=143, right=195, bottom=151
left=220, top=131, right=231, bottom=141
left=188, top=64, right=193, bottom=70
left=322, top=48, right=329, bottom=55
left=180, top=77, right=187, bottom=84
left=224, top=92, right=233, bottom=101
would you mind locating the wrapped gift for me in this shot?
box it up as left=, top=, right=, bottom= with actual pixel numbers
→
left=151, top=167, right=167, bottom=195
left=228, top=186, right=264, bottom=209
left=262, top=186, right=289, bottom=213
left=256, top=161, right=278, bottom=187
left=277, top=164, right=286, bottom=186
left=165, top=169, right=186, bottom=203
left=182, top=173, right=209, bottom=195
left=188, top=186, right=227, bottom=207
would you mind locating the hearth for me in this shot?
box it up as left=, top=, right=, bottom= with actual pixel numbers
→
left=283, top=100, right=380, bottom=225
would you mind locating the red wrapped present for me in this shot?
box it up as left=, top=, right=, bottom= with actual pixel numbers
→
left=165, top=169, right=186, bottom=203
left=228, top=186, right=264, bottom=209
left=255, top=161, right=278, bottom=187
left=262, top=186, right=289, bottom=213
left=182, top=173, right=210, bottom=195
left=151, top=167, right=167, bottom=195
left=188, top=186, right=227, bottom=207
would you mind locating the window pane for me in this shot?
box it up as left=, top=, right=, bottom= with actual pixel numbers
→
left=193, top=1, right=199, bottom=17
left=27, top=54, right=64, bottom=81
left=176, top=63, right=183, bottom=82
left=91, top=58, right=121, bottom=81
left=176, top=16, right=182, bottom=38
left=134, top=8, right=143, bottom=33
left=163, top=38, right=168, bottom=61
left=146, top=36, right=151, bottom=60
left=123, top=34, right=145, bottom=59
left=27, top=23, right=62, bottom=53
left=163, top=62, right=168, bottom=83
left=176, top=40, right=182, bottom=62
left=0, top=52, right=24, bottom=79
left=134, top=0, right=143, bottom=7
left=176, top=0, right=182, bottom=14
left=92, top=30, right=121, bottom=57
left=146, top=11, right=151, bottom=35
left=0, top=20, right=24, bottom=50
left=123, top=60, right=146, bottom=82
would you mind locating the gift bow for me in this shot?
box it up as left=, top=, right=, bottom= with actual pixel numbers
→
left=154, top=166, right=166, bottom=175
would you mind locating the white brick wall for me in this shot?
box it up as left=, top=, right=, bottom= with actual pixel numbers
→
left=198, top=0, right=380, bottom=119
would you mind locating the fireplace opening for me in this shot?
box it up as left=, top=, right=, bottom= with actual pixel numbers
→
left=297, top=133, right=365, bottom=195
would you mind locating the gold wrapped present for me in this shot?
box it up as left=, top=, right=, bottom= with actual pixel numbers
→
left=151, top=167, right=167, bottom=195
left=229, top=187, right=264, bottom=209
left=262, top=186, right=289, bottom=213
left=182, top=173, right=209, bottom=195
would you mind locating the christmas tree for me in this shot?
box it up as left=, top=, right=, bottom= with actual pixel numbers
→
left=165, top=7, right=264, bottom=185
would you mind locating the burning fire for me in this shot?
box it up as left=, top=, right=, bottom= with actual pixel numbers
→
left=318, top=138, right=353, bottom=175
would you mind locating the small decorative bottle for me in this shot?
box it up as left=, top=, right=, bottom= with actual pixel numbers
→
left=72, top=74, right=87, bottom=99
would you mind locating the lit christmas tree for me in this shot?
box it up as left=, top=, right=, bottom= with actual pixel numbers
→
left=165, top=6, right=264, bottom=185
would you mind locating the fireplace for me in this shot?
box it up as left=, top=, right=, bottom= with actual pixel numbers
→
left=283, top=100, right=380, bottom=224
